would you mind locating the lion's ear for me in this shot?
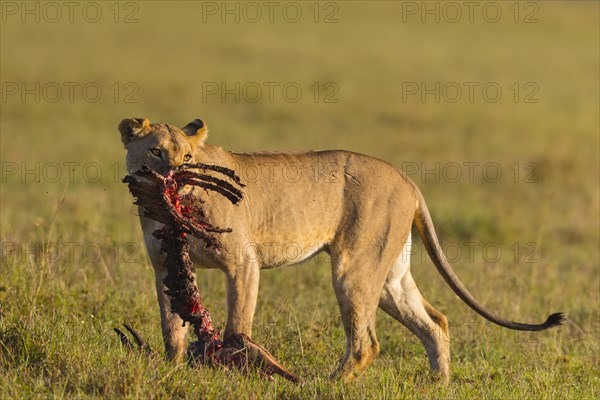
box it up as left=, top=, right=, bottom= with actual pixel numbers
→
left=119, top=118, right=151, bottom=145
left=182, top=118, right=208, bottom=145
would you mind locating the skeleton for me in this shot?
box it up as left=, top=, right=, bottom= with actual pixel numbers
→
left=115, top=164, right=300, bottom=383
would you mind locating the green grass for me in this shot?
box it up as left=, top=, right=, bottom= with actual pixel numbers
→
left=1, top=1, right=598, bottom=398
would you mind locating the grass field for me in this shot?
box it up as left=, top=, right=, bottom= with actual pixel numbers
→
left=1, top=1, right=599, bottom=398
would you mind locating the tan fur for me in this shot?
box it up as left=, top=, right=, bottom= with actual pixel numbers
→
left=119, top=118, right=455, bottom=382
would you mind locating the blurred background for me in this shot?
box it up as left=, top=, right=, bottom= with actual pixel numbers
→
left=1, top=1, right=598, bottom=398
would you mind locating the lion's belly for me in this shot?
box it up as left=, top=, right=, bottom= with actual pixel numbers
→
left=256, top=239, right=327, bottom=269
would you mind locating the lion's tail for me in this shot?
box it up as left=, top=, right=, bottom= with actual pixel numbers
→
left=410, top=181, right=565, bottom=331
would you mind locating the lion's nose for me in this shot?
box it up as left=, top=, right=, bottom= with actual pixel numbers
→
left=157, top=167, right=171, bottom=177
left=156, top=158, right=183, bottom=177
left=156, top=162, right=177, bottom=177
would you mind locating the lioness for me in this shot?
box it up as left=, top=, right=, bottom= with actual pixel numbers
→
left=119, top=117, right=564, bottom=382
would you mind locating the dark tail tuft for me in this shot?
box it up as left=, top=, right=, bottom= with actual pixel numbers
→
left=543, top=312, right=566, bottom=329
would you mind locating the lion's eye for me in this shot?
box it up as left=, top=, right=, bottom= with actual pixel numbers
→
left=183, top=154, right=192, bottom=162
left=150, top=148, right=162, bottom=157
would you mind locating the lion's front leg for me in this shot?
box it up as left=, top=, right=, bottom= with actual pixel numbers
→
left=142, top=221, right=189, bottom=361
left=154, top=266, right=189, bottom=361
left=140, top=217, right=187, bottom=361
left=223, top=261, right=260, bottom=339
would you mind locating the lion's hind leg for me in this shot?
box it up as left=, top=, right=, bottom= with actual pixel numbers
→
left=329, top=255, right=385, bottom=382
left=379, top=236, right=451, bottom=383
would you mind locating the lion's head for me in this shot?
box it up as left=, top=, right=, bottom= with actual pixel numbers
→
left=118, top=118, right=208, bottom=175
